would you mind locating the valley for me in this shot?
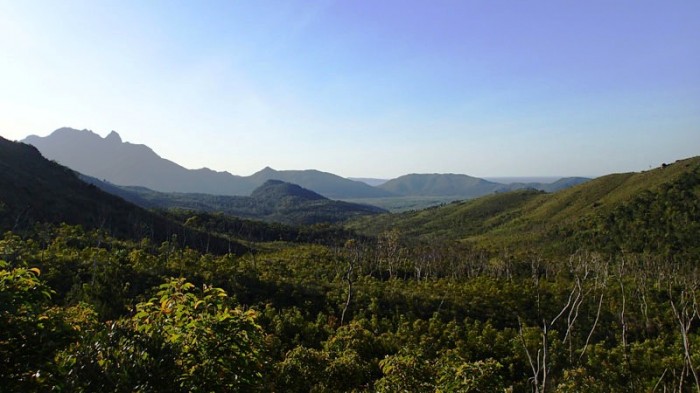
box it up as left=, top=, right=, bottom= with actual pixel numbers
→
left=1, top=133, right=699, bottom=391
left=23, top=128, right=590, bottom=211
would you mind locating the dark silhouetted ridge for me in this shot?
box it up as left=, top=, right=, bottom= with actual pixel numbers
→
left=0, top=136, right=246, bottom=254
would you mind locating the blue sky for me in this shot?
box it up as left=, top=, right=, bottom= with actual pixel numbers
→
left=1, top=0, right=698, bottom=178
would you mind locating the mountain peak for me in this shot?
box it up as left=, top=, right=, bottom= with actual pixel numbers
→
left=259, top=166, right=277, bottom=173
left=251, top=180, right=327, bottom=202
left=105, top=130, right=122, bottom=143
left=51, top=127, right=100, bottom=138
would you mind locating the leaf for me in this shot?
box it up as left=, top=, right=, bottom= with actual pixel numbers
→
left=161, top=299, right=171, bottom=314
left=29, top=267, right=41, bottom=276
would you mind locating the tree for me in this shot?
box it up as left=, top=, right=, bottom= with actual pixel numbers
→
left=0, top=262, right=73, bottom=390
left=59, top=278, right=268, bottom=392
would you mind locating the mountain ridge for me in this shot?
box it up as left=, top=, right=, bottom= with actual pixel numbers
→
left=23, top=128, right=390, bottom=198
left=23, top=128, right=256, bottom=195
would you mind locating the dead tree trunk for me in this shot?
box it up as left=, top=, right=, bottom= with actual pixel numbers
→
left=341, top=239, right=360, bottom=326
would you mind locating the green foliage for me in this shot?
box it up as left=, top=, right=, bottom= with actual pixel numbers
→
left=435, top=355, right=505, bottom=392
left=57, top=278, right=267, bottom=392
left=0, top=262, right=74, bottom=390
left=56, top=319, right=180, bottom=392
left=131, top=278, right=266, bottom=391
left=275, top=346, right=329, bottom=392
left=376, top=348, right=435, bottom=392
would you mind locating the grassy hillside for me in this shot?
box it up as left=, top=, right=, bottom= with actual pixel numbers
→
left=347, top=190, right=544, bottom=241
left=348, top=157, right=700, bottom=255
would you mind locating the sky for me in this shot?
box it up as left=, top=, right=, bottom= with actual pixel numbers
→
left=1, top=0, right=698, bottom=178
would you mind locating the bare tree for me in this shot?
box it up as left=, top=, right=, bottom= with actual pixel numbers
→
left=340, top=239, right=360, bottom=326
left=668, top=277, right=700, bottom=393
left=378, top=230, right=402, bottom=279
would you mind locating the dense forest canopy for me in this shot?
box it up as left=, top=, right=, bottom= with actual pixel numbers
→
left=1, top=139, right=699, bottom=392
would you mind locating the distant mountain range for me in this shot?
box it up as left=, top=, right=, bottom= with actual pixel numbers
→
left=22, top=128, right=590, bottom=201
left=23, top=128, right=389, bottom=199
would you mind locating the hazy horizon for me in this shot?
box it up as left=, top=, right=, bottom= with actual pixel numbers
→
left=22, top=127, right=603, bottom=181
left=1, top=1, right=698, bottom=178
left=13, top=125, right=689, bottom=180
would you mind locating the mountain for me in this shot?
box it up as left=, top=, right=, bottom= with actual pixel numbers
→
left=82, top=177, right=387, bottom=226
left=23, top=128, right=392, bottom=198
left=247, top=180, right=387, bottom=224
left=250, top=179, right=327, bottom=202
left=0, top=136, right=247, bottom=254
left=348, top=157, right=700, bottom=256
left=23, top=128, right=256, bottom=195
left=378, top=173, right=503, bottom=197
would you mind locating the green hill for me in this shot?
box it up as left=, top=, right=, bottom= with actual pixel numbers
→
left=347, top=189, right=544, bottom=241
left=378, top=173, right=502, bottom=197
left=349, top=157, right=700, bottom=256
